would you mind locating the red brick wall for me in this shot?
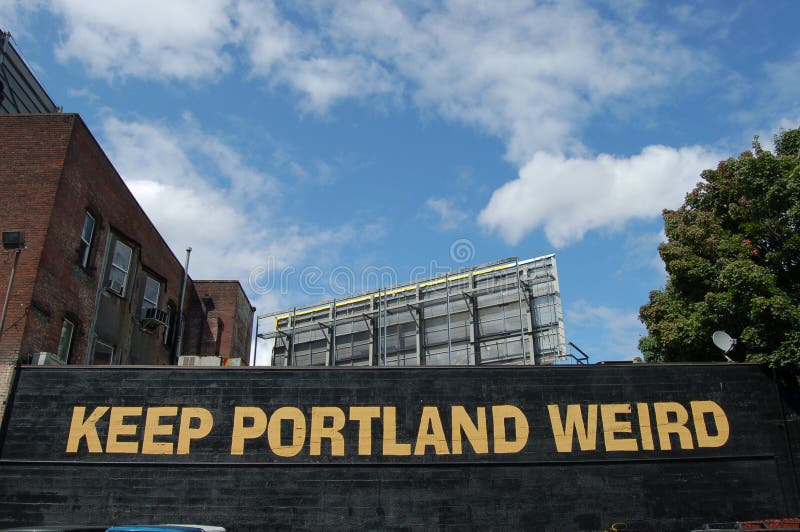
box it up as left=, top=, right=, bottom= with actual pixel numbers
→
left=0, top=114, right=74, bottom=364
left=52, top=117, right=189, bottom=364
left=188, top=281, right=254, bottom=361
left=0, top=114, right=74, bottom=417
left=0, top=114, right=196, bottom=367
left=0, top=114, right=253, bottom=416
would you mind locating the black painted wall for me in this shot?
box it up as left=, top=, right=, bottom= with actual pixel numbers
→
left=0, top=364, right=798, bottom=531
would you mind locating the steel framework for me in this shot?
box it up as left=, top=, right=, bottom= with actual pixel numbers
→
left=257, top=254, right=567, bottom=366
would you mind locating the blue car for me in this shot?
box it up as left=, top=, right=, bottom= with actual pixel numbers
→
left=107, top=527, right=225, bottom=532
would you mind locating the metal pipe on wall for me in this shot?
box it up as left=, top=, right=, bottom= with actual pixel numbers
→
left=174, top=247, right=191, bottom=363
left=515, top=257, right=526, bottom=365
left=0, top=248, right=21, bottom=347
left=252, top=318, right=258, bottom=367
left=289, top=307, right=296, bottom=366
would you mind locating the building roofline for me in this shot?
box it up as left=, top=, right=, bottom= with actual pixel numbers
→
left=193, top=279, right=255, bottom=311
left=64, top=114, right=196, bottom=284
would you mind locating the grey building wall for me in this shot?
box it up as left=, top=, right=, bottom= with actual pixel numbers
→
left=0, top=31, right=59, bottom=115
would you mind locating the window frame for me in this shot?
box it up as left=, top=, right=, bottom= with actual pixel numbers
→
left=56, top=318, right=75, bottom=363
left=93, top=339, right=115, bottom=365
left=164, top=303, right=176, bottom=347
left=108, top=239, right=133, bottom=296
left=78, top=211, right=95, bottom=269
left=142, top=274, right=160, bottom=311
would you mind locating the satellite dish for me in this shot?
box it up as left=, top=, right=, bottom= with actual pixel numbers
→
left=712, top=331, right=736, bottom=362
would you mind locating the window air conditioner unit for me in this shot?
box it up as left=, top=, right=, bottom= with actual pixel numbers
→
left=107, top=278, right=124, bottom=295
left=141, top=307, right=168, bottom=329
left=178, top=355, right=200, bottom=366
left=31, top=352, right=64, bottom=365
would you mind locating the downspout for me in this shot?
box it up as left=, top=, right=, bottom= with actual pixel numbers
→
left=174, top=247, right=191, bottom=364
left=0, top=248, right=22, bottom=348
left=252, top=317, right=258, bottom=367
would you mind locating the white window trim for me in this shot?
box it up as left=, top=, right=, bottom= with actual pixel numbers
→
left=79, top=212, right=95, bottom=268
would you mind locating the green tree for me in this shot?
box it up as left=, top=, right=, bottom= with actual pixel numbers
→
left=639, top=128, right=800, bottom=374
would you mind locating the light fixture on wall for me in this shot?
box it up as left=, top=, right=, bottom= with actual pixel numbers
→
left=2, top=230, right=25, bottom=249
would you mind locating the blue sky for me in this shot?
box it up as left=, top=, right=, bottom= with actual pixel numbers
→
left=3, top=1, right=799, bottom=364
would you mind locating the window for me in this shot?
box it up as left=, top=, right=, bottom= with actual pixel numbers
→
left=108, top=240, right=132, bottom=295
left=56, top=318, right=75, bottom=363
left=78, top=212, right=95, bottom=268
left=93, top=340, right=114, bottom=365
left=164, top=304, right=176, bottom=346
left=142, top=275, right=160, bottom=311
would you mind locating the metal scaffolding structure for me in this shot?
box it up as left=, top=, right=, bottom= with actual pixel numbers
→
left=257, top=254, right=567, bottom=367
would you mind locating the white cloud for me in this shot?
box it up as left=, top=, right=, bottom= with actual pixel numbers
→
left=50, top=0, right=237, bottom=81
left=29, top=1, right=728, bottom=251
left=236, top=1, right=396, bottom=112
left=99, top=115, right=361, bottom=331
left=284, top=55, right=395, bottom=112
left=478, top=145, right=720, bottom=247
left=425, top=198, right=468, bottom=231
left=0, top=2, right=28, bottom=34
left=33, top=1, right=701, bottom=154
left=326, top=1, right=699, bottom=162
left=235, top=0, right=300, bottom=76
left=566, top=300, right=644, bottom=361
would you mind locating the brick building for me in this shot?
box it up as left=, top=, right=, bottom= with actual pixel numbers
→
left=0, top=113, right=255, bottom=417
left=186, top=281, right=255, bottom=362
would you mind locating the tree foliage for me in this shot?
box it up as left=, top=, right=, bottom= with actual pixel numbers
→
left=639, top=128, right=800, bottom=373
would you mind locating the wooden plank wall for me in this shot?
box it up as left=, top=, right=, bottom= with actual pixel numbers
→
left=1, top=364, right=797, bottom=531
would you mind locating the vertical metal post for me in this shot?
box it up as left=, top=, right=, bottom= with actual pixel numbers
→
left=275, top=331, right=285, bottom=367
left=175, top=247, right=192, bottom=362
left=467, top=272, right=477, bottom=366
left=252, top=316, right=259, bottom=366
left=0, top=248, right=21, bottom=347
left=331, top=298, right=337, bottom=366
left=515, top=257, right=526, bottom=365
left=368, top=296, right=376, bottom=366
left=289, top=307, right=296, bottom=367
left=415, top=286, right=424, bottom=366
left=446, top=273, right=452, bottom=365
left=376, top=292, right=382, bottom=366
left=383, top=288, right=388, bottom=365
